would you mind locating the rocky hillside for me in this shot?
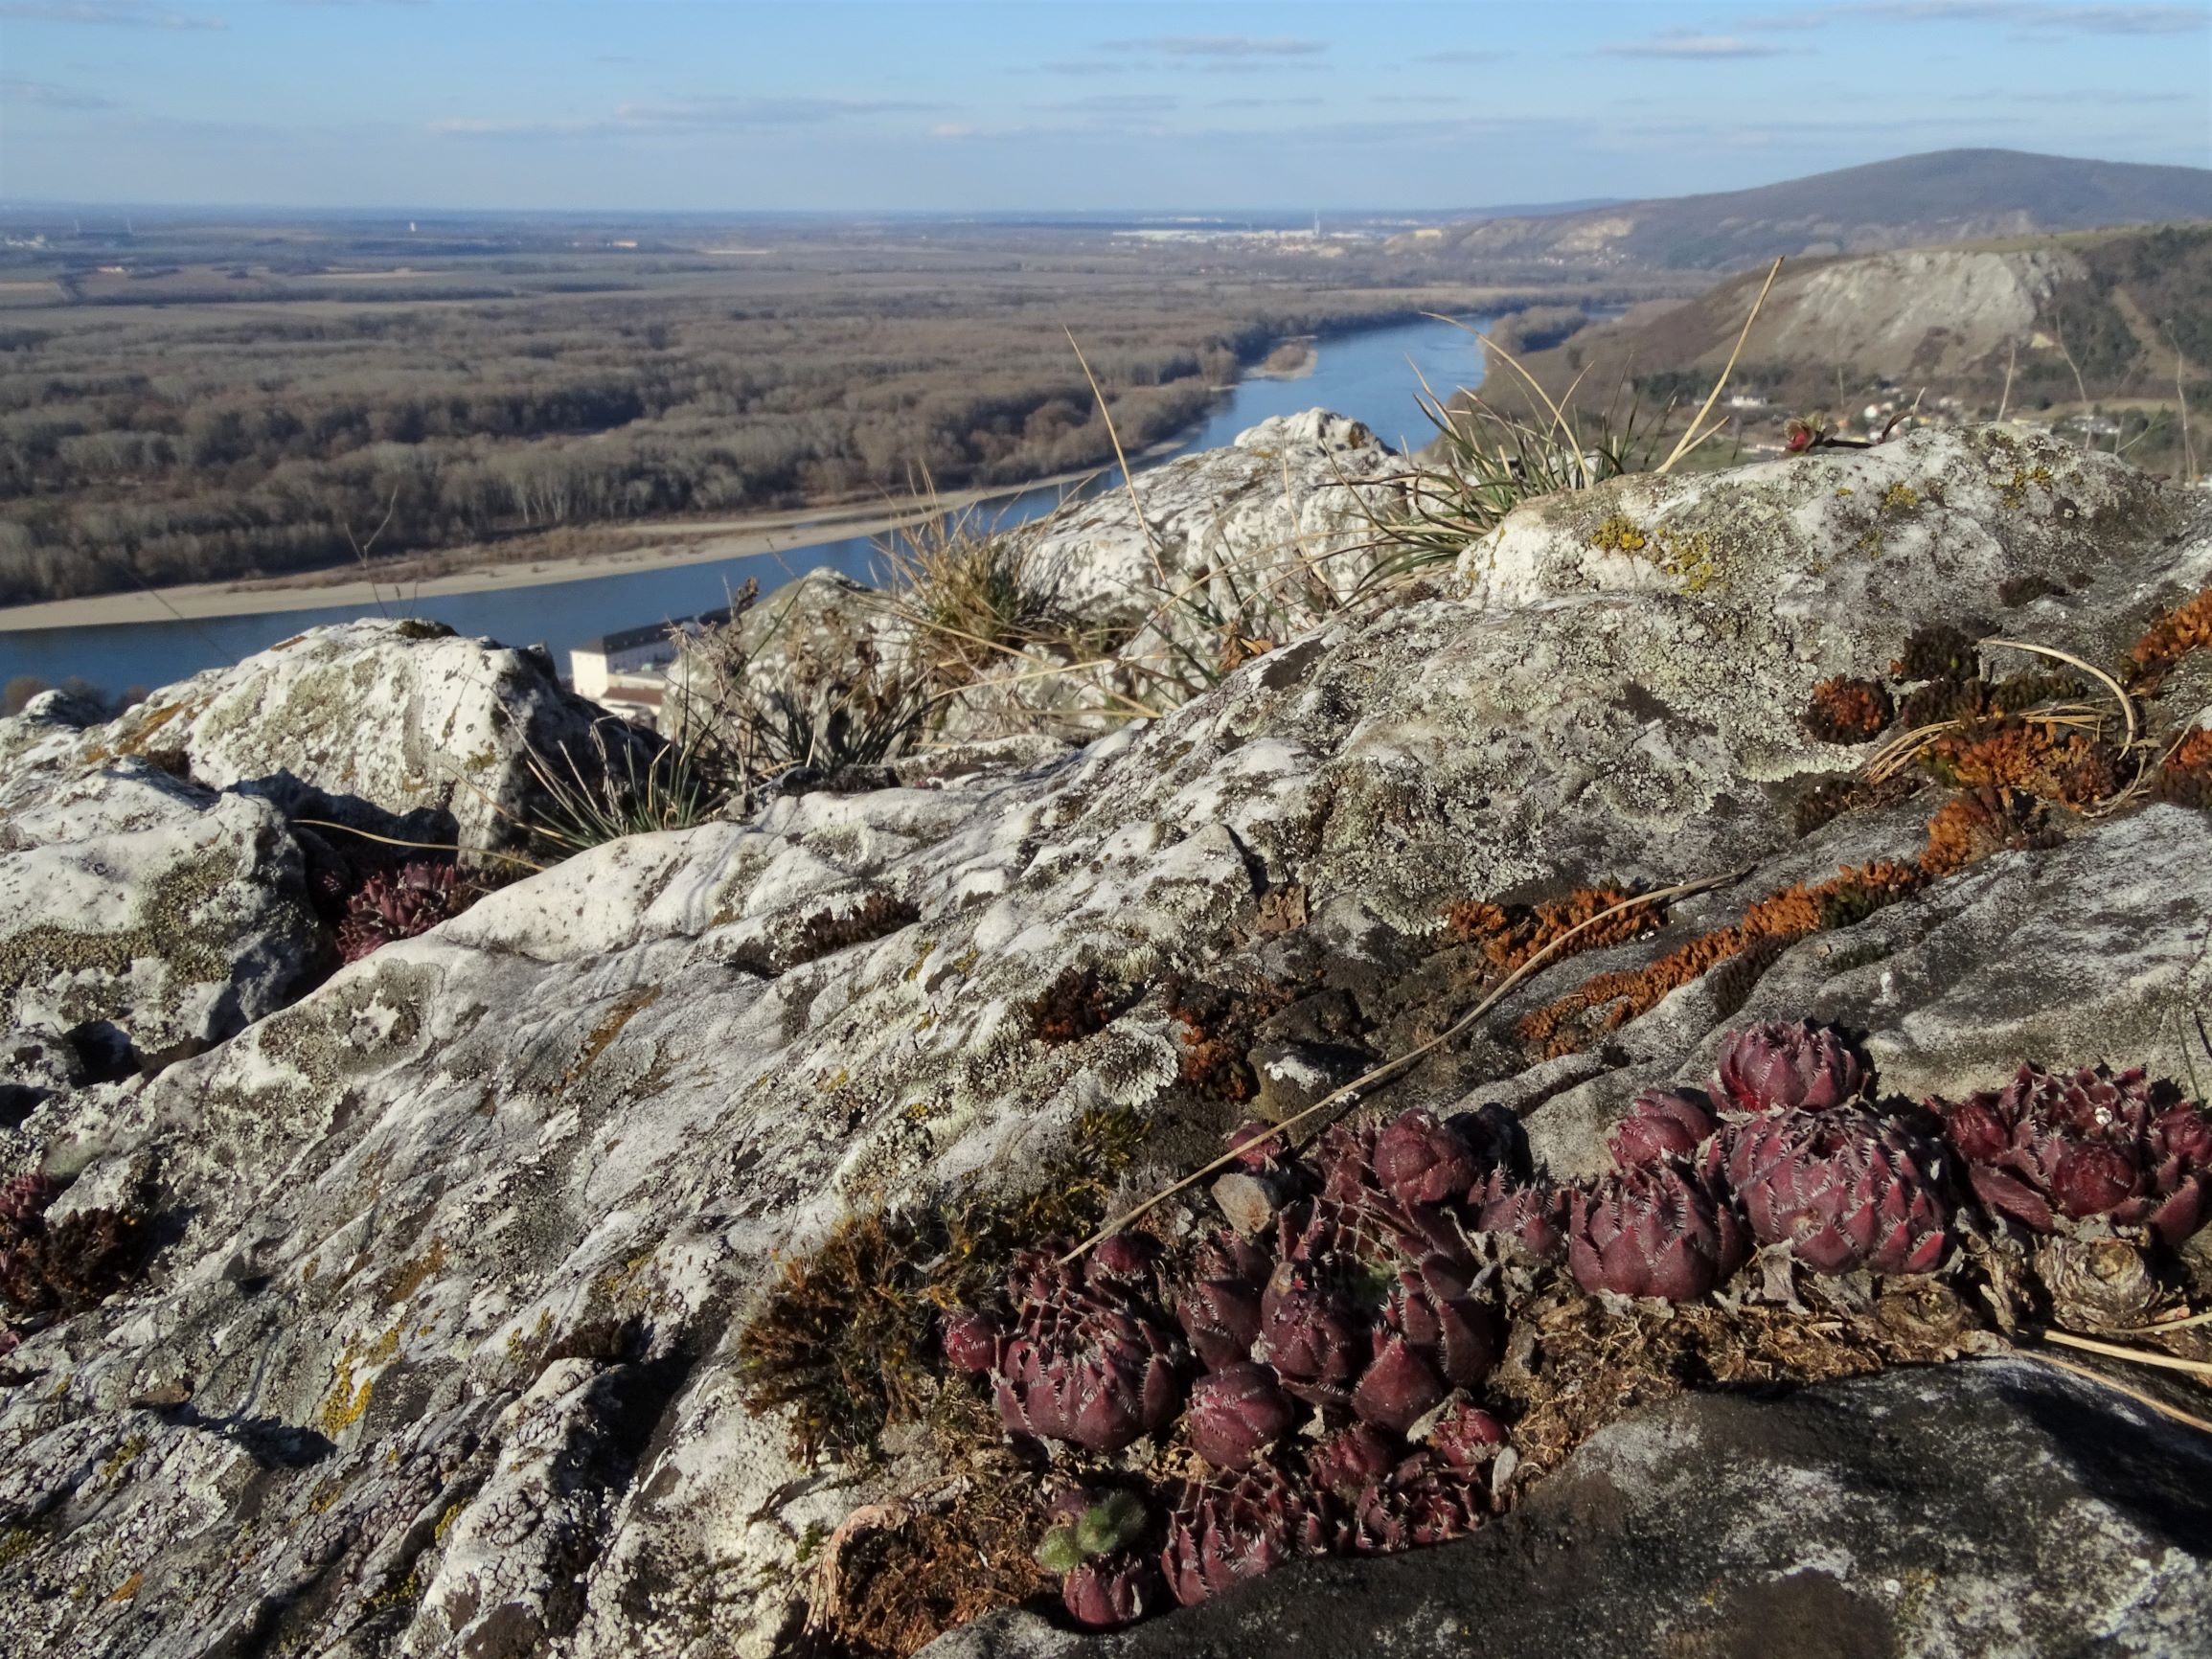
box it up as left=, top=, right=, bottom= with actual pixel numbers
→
left=3, top=415, right=2212, bottom=1659
left=1520, top=222, right=2208, bottom=407
left=1389, top=148, right=2212, bottom=273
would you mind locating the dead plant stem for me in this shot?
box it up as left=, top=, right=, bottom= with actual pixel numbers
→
left=1059, top=865, right=1750, bottom=1264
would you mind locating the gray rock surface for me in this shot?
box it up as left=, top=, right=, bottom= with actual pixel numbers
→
left=924, top=1358, right=2212, bottom=1659
left=0, top=618, right=623, bottom=852
left=0, top=420, right=2208, bottom=1657
left=0, top=761, right=323, bottom=1080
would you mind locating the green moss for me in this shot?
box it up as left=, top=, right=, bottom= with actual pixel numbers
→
left=737, top=1106, right=1147, bottom=1462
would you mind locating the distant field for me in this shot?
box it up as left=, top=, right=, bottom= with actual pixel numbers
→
left=0, top=213, right=1647, bottom=605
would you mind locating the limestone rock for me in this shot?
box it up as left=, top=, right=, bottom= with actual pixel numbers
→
left=0, top=761, right=322, bottom=1077
left=0, top=618, right=627, bottom=852
left=0, top=423, right=2208, bottom=1657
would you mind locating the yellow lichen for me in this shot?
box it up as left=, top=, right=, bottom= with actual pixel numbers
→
left=1588, top=514, right=1648, bottom=554
left=379, top=1238, right=446, bottom=1306
left=317, top=1326, right=400, bottom=1437
left=1881, top=483, right=1920, bottom=511
left=98, top=1434, right=148, bottom=1485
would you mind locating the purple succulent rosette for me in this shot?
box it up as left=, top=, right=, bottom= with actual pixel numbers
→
left=1062, top=1554, right=1161, bottom=1629
left=1349, top=1448, right=1486, bottom=1555
left=1258, top=1189, right=1498, bottom=1428
left=1713, top=1020, right=1871, bottom=1115
left=1185, top=1362, right=1299, bottom=1471
left=1470, top=1168, right=1568, bottom=1261
left=335, top=860, right=462, bottom=963
left=1608, top=1087, right=1722, bottom=1167
left=1939, top=1064, right=2212, bottom=1245
left=1370, top=1108, right=1490, bottom=1207
left=977, top=1243, right=1189, bottom=1453
left=1726, top=1105, right=1952, bottom=1274
left=1175, top=1230, right=1269, bottom=1372
left=1161, top=1463, right=1337, bottom=1606
left=1566, top=1160, right=1747, bottom=1302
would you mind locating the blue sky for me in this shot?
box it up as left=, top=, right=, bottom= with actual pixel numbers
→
left=1, top=1, right=2206, bottom=211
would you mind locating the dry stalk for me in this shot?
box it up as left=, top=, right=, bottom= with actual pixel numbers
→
left=1659, top=256, right=1784, bottom=474
left=1059, top=865, right=1750, bottom=1264
left=2113, top=1307, right=2212, bottom=1335
left=290, top=815, right=545, bottom=873
left=1980, top=637, right=2137, bottom=749
left=2038, top=1327, right=2212, bottom=1380
left=1066, top=328, right=1166, bottom=585
left=2020, top=1352, right=2212, bottom=1437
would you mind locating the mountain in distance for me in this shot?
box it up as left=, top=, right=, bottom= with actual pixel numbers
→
left=1494, top=221, right=2211, bottom=443
left=1390, top=149, right=2212, bottom=272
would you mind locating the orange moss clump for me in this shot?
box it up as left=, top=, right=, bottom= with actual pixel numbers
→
left=1802, top=675, right=1895, bottom=745
left=1516, top=862, right=1925, bottom=1057
left=1925, top=723, right=2118, bottom=807
left=2129, top=586, right=2212, bottom=683
left=1519, top=769, right=2088, bottom=1059
left=2158, top=728, right=2212, bottom=808
left=1444, top=885, right=1651, bottom=977
left=1919, top=787, right=2050, bottom=877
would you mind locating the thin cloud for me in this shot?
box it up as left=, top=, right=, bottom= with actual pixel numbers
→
left=1745, top=2, right=2207, bottom=32
left=1210, top=95, right=1325, bottom=108
left=1873, top=1, right=2207, bottom=29
left=433, top=95, right=936, bottom=139
left=1056, top=93, right=1179, bottom=114
left=1102, top=35, right=1326, bottom=58
left=1605, top=30, right=1787, bottom=57
left=0, top=75, right=114, bottom=107
left=616, top=95, right=934, bottom=129
left=0, top=0, right=222, bottom=26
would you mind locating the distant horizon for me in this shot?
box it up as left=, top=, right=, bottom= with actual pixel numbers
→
left=2, top=148, right=2204, bottom=226
left=3, top=2, right=2205, bottom=212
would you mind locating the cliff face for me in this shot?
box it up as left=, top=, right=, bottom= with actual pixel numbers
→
left=2, top=420, right=2210, bottom=1658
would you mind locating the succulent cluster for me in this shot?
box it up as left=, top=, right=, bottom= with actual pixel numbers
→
left=334, top=859, right=465, bottom=964
left=934, top=1020, right=2210, bottom=1636
left=945, top=1236, right=1184, bottom=1455
left=1939, top=1063, right=2212, bottom=1245
left=0, top=1169, right=146, bottom=1323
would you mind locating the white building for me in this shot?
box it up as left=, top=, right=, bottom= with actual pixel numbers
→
left=569, top=608, right=731, bottom=730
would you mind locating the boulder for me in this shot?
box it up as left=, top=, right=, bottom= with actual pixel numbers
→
left=0, top=761, right=323, bottom=1080
left=0, top=618, right=629, bottom=852
left=922, top=1358, right=2212, bottom=1659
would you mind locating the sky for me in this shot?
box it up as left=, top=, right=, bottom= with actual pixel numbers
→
left=0, top=0, right=2207, bottom=213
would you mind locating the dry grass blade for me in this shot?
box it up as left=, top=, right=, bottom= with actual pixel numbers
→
left=291, top=815, right=545, bottom=873
left=2020, top=1352, right=2212, bottom=1436
left=2038, top=1327, right=2212, bottom=1380
left=1658, top=255, right=1783, bottom=475
left=2112, top=1307, right=2212, bottom=1335
left=1981, top=637, right=2137, bottom=750
left=1066, top=327, right=1166, bottom=583
left=1059, top=865, right=1750, bottom=1264
left=1861, top=703, right=2109, bottom=785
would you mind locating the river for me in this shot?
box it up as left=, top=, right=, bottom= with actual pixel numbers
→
left=0, top=313, right=1490, bottom=695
